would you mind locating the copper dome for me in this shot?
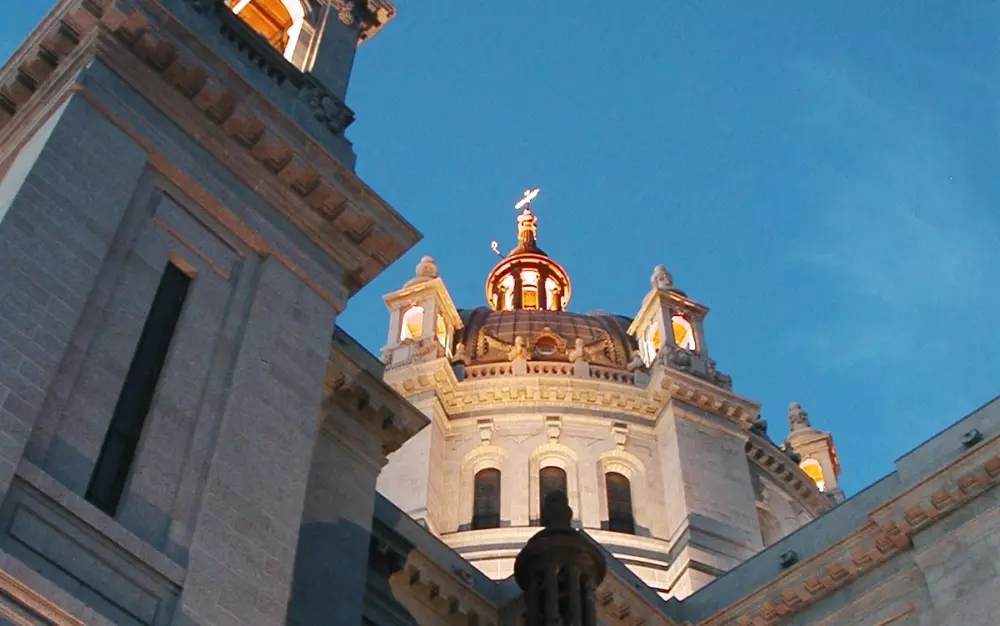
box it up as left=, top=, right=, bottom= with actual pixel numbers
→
left=454, top=307, right=639, bottom=369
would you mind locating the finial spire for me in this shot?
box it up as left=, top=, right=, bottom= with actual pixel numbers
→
left=514, top=188, right=540, bottom=249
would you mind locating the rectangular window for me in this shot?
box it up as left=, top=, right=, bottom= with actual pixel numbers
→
left=86, top=263, right=192, bottom=515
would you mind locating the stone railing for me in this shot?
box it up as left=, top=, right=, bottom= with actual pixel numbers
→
left=589, top=365, right=635, bottom=385
left=462, top=361, right=635, bottom=385
left=464, top=363, right=514, bottom=379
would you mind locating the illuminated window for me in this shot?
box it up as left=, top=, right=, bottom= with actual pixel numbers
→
left=672, top=315, right=696, bottom=351
left=226, top=0, right=305, bottom=62
left=499, top=274, right=515, bottom=311
left=435, top=313, right=448, bottom=350
left=800, top=459, right=826, bottom=492
left=521, top=270, right=539, bottom=310
left=399, top=306, right=424, bottom=341
left=606, top=472, right=634, bottom=534
left=642, top=323, right=662, bottom=364
left=472, top=468, right=501, bottom=530
left=545, top=278, right=560, bottom=311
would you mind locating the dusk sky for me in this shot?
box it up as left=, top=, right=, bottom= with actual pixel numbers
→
left=3, top=2, right=999, bottom=497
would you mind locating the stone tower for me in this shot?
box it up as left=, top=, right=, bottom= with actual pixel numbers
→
left=378, top=191, right=840, bottom=599
left=0, top=1, right=424, bottom=625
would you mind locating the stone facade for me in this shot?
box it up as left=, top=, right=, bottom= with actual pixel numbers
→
left=2, top=2, right=1000, bottom=626
left=378, top=244, right=833, bottom=600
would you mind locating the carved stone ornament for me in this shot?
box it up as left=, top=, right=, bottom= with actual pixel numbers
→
left=626, top=350, right=645, bottom=373
left=611, top=422, right=628, bottom=451
left=508, top=336, right=530, bottom=361
left=452, top=341, right=468, bottom=365
left=478, top=418, right=495, bottom=445
left=546, top=416, right=562, bottom=444
left=301, top=84, right=355, bottom=135
left=567, top=337, right=587, bottom=363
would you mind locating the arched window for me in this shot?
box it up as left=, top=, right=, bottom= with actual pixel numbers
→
left=539, top=466, right=567, bottom=516
left=399, top=306, right=424, bottom=341
left=472, top=468, right=501, bottom=530
left=671, top=315, right=697, bottom=351
left=606, top=472, right=634, bottom=534
left=800, top=458, right=827, bottom=492
left=226, top=0, right=305, bottom=62
left=757, top=506, right=782, bottom=547
left=642, top=323, right=662, bottom=364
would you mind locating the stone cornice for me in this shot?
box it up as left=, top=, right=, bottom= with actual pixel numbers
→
left=385, top=357, right=759, bottom=426
left=697, top=432, right=1000, bottom=626
left=1, top=0, right=421, bottom=303
left=746, top=434, right=833, bottom=518
left=324, top=336, right=429, bottom=458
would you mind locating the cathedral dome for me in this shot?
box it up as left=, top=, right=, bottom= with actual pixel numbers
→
left=454, top=307, right=638, bottom=369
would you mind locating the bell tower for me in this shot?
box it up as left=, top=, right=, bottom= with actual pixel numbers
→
left=0, top=0, right=418, bottom=624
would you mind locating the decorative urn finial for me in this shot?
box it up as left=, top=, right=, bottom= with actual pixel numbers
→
left=651, top=264, right=673, bottom=291
left=405, top=255, right=439, bottom=287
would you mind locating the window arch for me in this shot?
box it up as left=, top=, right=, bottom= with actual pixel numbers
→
left=605, top=472, right=634, bottom=534
left=671, top=314, right=697, bottom=351
left=399, top=306, right=424, bottom=341
left=539, top=466, right=567, bottom=516
left=226, top=0, right=306, bottom=62
left=472, top=468, right=501, bottom=530
left=800, top=458, right=827, bottom=492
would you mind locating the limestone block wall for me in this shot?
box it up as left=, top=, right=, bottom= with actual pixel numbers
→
left=379, top=372, right=818, bottom=599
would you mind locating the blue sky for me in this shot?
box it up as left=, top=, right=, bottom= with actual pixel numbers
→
left=4, top=2, right=999, bottom=496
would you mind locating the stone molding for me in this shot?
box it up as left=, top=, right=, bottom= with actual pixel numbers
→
left=369, top=532, right=499, bottom=626
left=697, top=432, right=1000, bottom=626
left=0, top=0, right=421, bottom=301
left=324, top=337, right=429, bottom=460
left=319, top=0, right=397, bottom=43
left=746, top=434, right=834, bottom=519
left=385, top=357, right=758, bottom=425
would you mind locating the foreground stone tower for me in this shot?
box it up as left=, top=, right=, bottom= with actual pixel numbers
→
left=378, top=191, right=840, bottom=599
left=0, top=1, right=425, bottom=624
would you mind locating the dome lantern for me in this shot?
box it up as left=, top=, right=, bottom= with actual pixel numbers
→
left=485, top=189, right=572, bottom=312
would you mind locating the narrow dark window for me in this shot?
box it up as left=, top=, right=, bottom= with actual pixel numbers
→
left=86, top=263, right=191, bottom=515
left=606, top=472, right=635, bottom=534
left=539, top=466, right=568, bottom=514
left=472, top=468, right=501, bottom=530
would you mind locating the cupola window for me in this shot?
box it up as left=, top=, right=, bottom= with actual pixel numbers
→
left=672, top=315, right=697, bottom=351
left=521, top=270, right=540, bottom=310
left=226, top=0, right=305, bottom=62
left=399, top=306, right=424, bottom=341
left=800, top=458, right=826, bottom=492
